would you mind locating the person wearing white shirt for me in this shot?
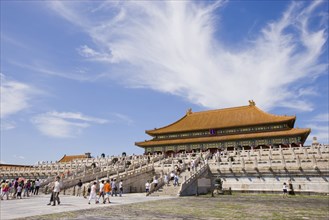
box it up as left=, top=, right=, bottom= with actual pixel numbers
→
left=88, top=182, right=98, bottom=204
left=145, top=181, right=150, bottom=193
left=98, top=180, right=105, bottom=203
left=48, top=176, right=61, bottom=206
left=119, top=180, right=123, bottom=197
left=34, top=179, right=40, bottom=195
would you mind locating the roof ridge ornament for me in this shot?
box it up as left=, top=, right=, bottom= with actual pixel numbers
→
left=186, top=108, right=192, bottom=115
left=248, top=100, right=256, bottom=106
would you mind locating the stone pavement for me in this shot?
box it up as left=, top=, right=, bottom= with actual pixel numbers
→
left=0, top=193, right=174, bottom=220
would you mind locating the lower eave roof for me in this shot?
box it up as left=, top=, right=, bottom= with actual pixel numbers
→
left=136, top=128, right=310, bottom=147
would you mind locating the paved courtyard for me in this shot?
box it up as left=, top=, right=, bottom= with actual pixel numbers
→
left=0, top=193, right=174, bottom=220
left=1, top=193, right=328, bottom=219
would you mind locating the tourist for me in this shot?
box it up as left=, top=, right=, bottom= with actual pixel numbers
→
left=30, top=180, right=35, bottom=196
left=76, top=179, right=83, bottom=197
left=119, top=180, right=123, bottom=197
left=99, top=180, right=105, bottom=203
left=111, top=179, right=117, bottom=197
left=103, top=180, right=111, bottom=204
left=282, top=182, right=288, bottom=198
left=48, top=176, right=61, bottom=206
left=13, top=178, right=19, bottom=198
left=16, top=183, right=22, bottom=199
left=9, top=180, right=15, bottom=198
left=288, top=180, right=295, bottom=195
left=23, top=180, right=30, bottom=197
left=34, top=179, right=40, bottom=195
left=153, top=177, right=158, bottom=189
left=174, top=174, right=179, bottom=187
left=88, top=182, right=98, bottom=204
left=145, top=181, right=150, bottom=193
left=1, top=180, right=10, bottom=200
left=87, top=182, right=92, bottom=197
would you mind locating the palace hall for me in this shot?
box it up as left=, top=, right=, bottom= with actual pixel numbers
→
left=135, top=101, right=310, bottom=155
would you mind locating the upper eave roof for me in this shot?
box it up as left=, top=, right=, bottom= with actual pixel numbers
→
left=137, top=128, right=310, bottom=147
left=146, top=103, right=296, bottom=135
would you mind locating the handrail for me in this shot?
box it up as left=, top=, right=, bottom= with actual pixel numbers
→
left=178, top=163, right=209, bottom=196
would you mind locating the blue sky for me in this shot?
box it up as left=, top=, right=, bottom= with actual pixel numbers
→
left=1, top=1, right=328, bottom=165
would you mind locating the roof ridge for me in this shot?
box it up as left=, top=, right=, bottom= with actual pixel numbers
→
left=191, top=105, right=250, bottom=115
left=253, top=105, right=295, bottom=119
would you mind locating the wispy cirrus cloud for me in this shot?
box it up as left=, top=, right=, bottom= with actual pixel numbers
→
left=312, top=113, right=329, bottom=122
left=31, top=111, right=109, bottom=138
left=8, top=60, right=94, bottom=82
left=111, top=113, right=134, bottom=126
left=0, top=73, right=38, bottom=119
left=49, top=1, right=328, bottom=111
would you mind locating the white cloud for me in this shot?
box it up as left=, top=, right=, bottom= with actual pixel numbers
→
left=50, top=1, right=328, bottom=111
left=112, top=113, right=134, bottom=125
left=306, top=123, right=329, bottom=144
left=312, top=113, right=329, bottom=122
left=8, top=61, right=93, bottom=82
left=305, top=113, right=329, bottom=144
left=31, top=111, right=109, bottom=138
left=0, top=74, right=37, bottom=118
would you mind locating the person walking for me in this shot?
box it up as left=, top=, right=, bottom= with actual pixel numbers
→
left=111, top=179, right=117, bottom=197
left=16, top=184, right=22, bottom=199
left=47, top=176, right=61, bottom=206
left=103, top=180, right=112, bottom=204
left=13, top=178, right=19, bottom=198
left=119, top=180, right=123, bottom=197
left=174, top=174, right=179, bottom=187
left=88, top=182, right=98, bottom=204
left=34, top=179, right=40, bottom=195
left=145, top=181, right=150, bottom=193
left=76, top=180, right=83, bottom=197
left=153, top=177, right=158, bottom=189
left=98, top=180, right=105, bottom=203
left=282, top=182, right=288, bottom=198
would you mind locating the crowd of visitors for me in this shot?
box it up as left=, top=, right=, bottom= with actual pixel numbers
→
left=0, top=178, right=41, bottom=200
left=83, top=178, right=124, bottom=205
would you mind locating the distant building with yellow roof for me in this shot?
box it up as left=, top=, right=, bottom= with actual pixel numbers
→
left=135, top=101, right=310, bottom=154
left=58, top=153, right=91, bottom=163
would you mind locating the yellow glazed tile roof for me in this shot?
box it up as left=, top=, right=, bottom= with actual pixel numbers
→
left=58, top=155, right=87, bottom=163
left=136, top=128, right=310, bottom=147
left=146, top=103, right=295, bottom=135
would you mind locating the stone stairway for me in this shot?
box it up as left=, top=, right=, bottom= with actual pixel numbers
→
left=150, top=169, right=195, bottom=196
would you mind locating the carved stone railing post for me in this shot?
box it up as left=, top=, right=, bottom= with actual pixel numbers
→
left=312, top=155, right=317, bottom=169
left=303, top=147, right=308, bottom=158
left=254, top=157, right=258, bottom=169
left=282, top=155, right=286, bottom=168
left=296, top=156, right=301, bottom=168
left=317, top=147, right=322, bottom=158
